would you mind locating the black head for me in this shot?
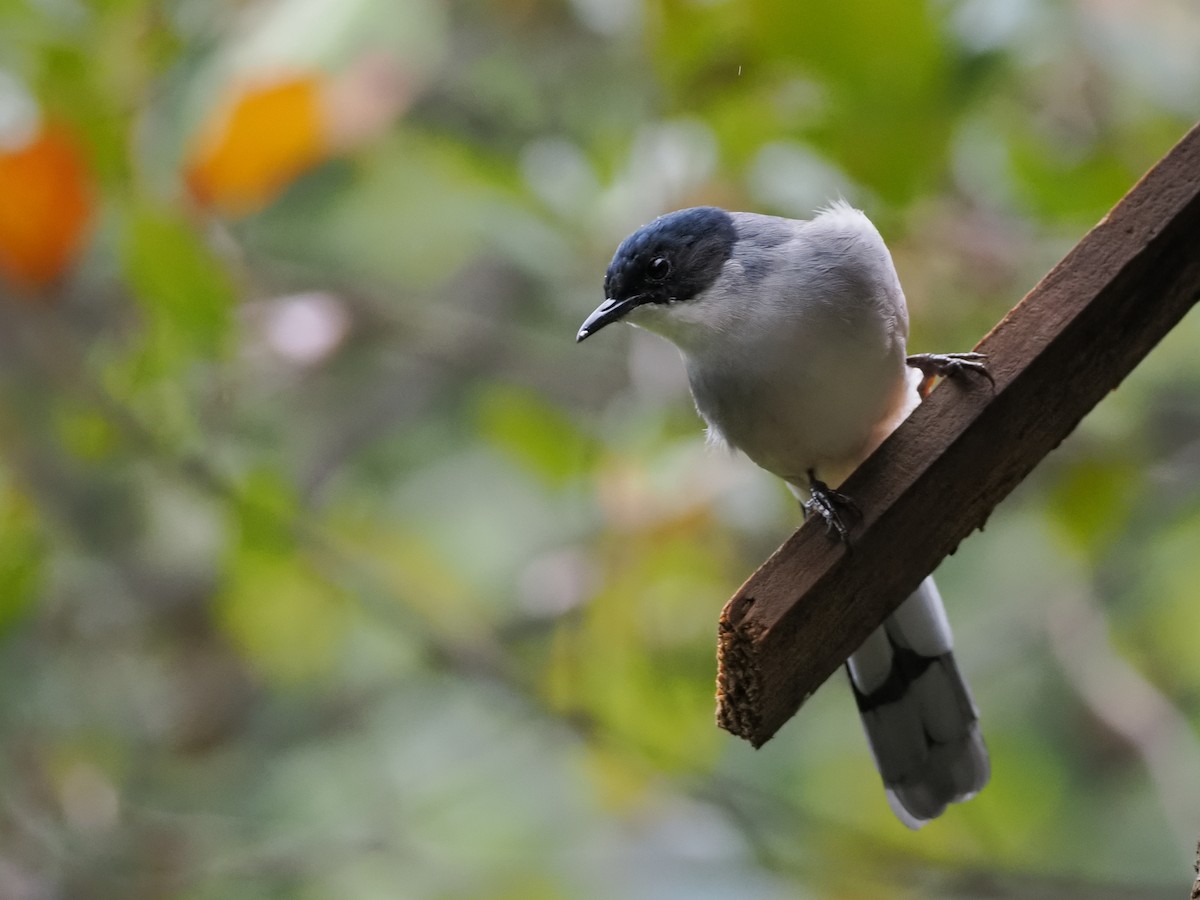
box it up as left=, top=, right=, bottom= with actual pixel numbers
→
left=577, top=206, right=737, bottom=341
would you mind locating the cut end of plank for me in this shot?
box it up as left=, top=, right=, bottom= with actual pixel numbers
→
left=715, top=592, right=770, bottom=747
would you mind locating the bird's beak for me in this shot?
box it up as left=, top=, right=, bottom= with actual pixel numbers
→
left=576, top=295, right=644, bottom=342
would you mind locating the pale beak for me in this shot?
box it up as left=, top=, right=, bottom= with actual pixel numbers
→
left=576, top=295, right=645, bottom=342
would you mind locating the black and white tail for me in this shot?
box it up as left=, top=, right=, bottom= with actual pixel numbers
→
left=846, top=576, right=989, bottom=828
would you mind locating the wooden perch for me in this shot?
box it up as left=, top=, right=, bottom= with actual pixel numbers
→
left=716, top=121, right=1200, bottom=748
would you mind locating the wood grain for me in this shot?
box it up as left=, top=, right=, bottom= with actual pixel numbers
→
left=716, top=121, right=1200, bottom=748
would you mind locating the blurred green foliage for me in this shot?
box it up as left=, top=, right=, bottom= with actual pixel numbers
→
left=1, top=0, right=1199, bottom=897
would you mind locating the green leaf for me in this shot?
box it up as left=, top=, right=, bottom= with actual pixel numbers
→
left=652, top=0, right=960, bottom=201
left=54, top=404, right=120, bottom=462
left=232, top=468, right=302, bottom=556
left=121, top=204, right=237, bottom=366
left=474, top=383, right=598, bottom=486
left=217, top=544, right=349, bottom=685
left=1046, top=455, right=1140, bottom=557
left=0, top=480, right=43, bottom=635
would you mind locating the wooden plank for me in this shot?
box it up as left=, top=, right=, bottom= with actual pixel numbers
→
left=716, top=122, right=1200, bottom=747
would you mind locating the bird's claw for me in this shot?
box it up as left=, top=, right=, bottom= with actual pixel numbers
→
left=803, top=470, right=860, bottom=545
left=906, top=352, right=994, bottom=398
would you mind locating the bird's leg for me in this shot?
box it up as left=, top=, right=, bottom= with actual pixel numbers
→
left=906, top=352, right=994, bottom=399
left=803, top=469, right=860, bottom=544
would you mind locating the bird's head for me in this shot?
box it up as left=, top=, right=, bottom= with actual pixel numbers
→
left=576, top=206, right=738, bottom=343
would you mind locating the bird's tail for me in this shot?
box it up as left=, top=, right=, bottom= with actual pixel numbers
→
left=845, top=576, right=989, bottom=828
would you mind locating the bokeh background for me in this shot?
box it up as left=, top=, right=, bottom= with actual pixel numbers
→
left=2, top=0, right=1200, bottom=897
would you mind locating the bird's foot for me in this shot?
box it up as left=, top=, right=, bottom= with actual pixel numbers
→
left=906, top=352, right=994, bottom=399
left=803, top=469, right=860, bottom=545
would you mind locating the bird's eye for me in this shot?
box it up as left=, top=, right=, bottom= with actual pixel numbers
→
left=647, top=256, right=671, bottom=280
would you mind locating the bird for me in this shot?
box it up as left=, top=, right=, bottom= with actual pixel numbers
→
left=576, top=201, right=991, bottom=828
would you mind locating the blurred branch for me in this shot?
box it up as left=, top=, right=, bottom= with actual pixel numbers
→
left=717, top=121, right=1200, bottom=747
